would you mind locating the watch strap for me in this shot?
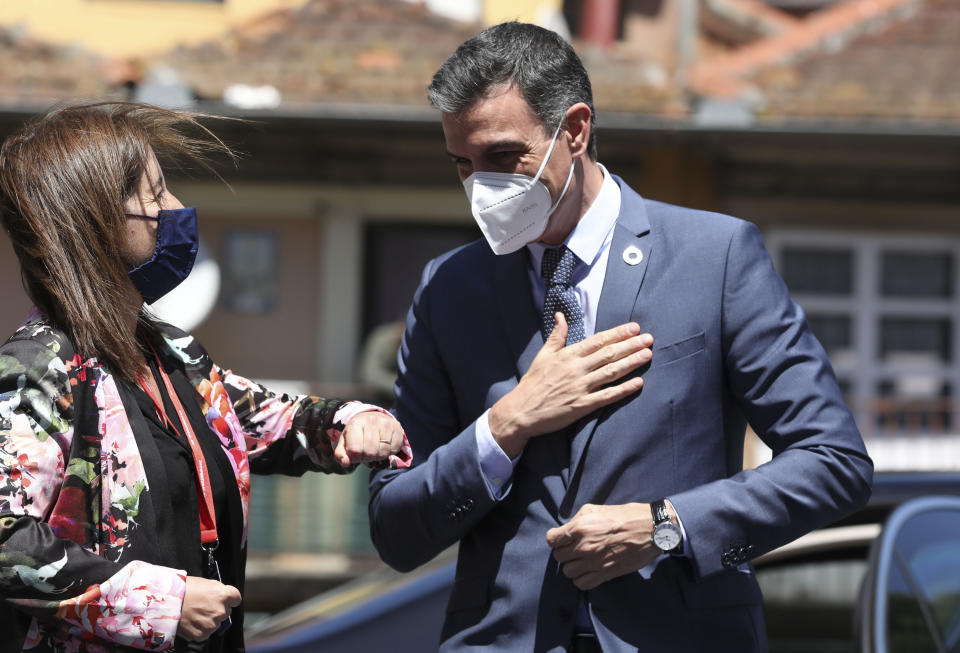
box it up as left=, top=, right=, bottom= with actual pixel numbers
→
left=651, top=499, right=670, bottom=525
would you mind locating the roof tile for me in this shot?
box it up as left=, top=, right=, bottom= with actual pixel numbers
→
left=159, top=0, right=685, bottom=116
left=750, top=0, right=960, bottom=122
left=0, top=25, right=118, bottom=107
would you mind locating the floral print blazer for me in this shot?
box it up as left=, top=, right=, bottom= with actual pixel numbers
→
left=0, top=316, right=410, bottom=652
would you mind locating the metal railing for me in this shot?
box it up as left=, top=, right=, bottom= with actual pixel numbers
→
left=868, top=397, right=958, bottom=436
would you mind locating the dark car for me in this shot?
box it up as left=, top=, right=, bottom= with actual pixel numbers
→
left=246, top=472, right=960, bottom=653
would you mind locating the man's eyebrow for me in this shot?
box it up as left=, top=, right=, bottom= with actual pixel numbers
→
left=483, top=140, right=526, bottom=154
left=445, top=140, right=528, bottom=160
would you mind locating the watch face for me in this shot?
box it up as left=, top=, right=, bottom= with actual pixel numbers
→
left=653, top=522, right=682, bottom=551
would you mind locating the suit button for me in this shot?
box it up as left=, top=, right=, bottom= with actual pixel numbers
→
left=738, top=546, right=749, bottom=558
left=464, top=499, right=474, bottom=509
left=746, top=544, right=756, bottom=556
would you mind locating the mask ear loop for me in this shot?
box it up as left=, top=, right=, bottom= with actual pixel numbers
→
left=547, top=156, right=576, bottom=216
left=529, top=116, right=567, bottom=187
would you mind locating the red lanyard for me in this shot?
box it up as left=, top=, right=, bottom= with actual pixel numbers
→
left=137, top=343, right=218, bottom=546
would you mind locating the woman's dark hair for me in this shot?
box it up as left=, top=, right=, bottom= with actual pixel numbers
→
left=427, top=21, right=598, bottom=159
left=0, top=102, right=233, bottom=382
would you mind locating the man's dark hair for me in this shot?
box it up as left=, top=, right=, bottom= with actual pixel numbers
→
left=428, top=21, right=598, bottom=160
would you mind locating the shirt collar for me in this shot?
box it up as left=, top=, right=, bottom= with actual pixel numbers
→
left=527, top=162, right=621, bottom=273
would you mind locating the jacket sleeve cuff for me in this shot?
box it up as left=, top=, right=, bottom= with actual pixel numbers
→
left=331, top=401, right=412, bottom=469
left=54, top=560, right=187, bottom=651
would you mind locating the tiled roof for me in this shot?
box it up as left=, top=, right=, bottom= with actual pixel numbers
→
left=581, top=45, right=690, bottom=118
left=0, top=25, right=119, bottom=107
left=158, top=0, right=687, bottom=117
left=691, top=0, right=922, bottom=98
left=702, top=0, right=799, bottom=44
left=750, top=0, right=960, bottom=122
left=2, top=0, right=957, bottom=128
left=692, top=0, right=960, bottom=124
left=161, top=0, right=480, bottom=110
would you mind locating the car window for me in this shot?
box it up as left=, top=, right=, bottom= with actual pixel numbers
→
left=887, top=509, right=960, bottom=652
left=886, top=555, right=939, bottom=652
left=758, top=558, right=867, bottom=652
left=867, top=497, right=960, bottom=653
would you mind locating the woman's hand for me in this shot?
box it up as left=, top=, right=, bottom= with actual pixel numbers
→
left=178, top=576, right=241, bottom=642
left=334, top=410, right=405, bottom=466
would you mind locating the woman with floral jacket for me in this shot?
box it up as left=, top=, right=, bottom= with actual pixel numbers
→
left=0, top=103, right=411, bottom=652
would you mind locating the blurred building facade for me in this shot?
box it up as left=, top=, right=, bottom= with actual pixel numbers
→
left=1, top=0, right=959, bottom=597
left=0, top=0, right=311, bottom=57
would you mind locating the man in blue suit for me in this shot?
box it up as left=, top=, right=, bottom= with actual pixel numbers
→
left=369, top=22, right=872, bottom=652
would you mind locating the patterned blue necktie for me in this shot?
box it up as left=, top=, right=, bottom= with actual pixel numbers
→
left=541, top=246, right=586, bottom=345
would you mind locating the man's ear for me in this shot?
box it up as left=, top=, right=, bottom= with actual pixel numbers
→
left=563, top=103, right=592, bottom=159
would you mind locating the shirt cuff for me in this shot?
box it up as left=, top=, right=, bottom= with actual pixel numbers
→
left=475, top=409, right=518, bottom=500
left=331, top=401, right=412, bottom=469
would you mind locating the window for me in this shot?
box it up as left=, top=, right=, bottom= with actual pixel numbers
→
left=865, top=499, right=960, bottom=653
left=886, top=509, right=960, bottom=650
left=882, top=251, right=952, bottom=298
left=806, top=314, right=852, bottom=358
left=886, top=559, right=939, bottom=652
left=361, top=222, right=477, bottom=336
left=769, top=232, right=960, bottom=447
left=782, top=247, right=853, bottom=295
left=880, top=317, right=952, bottom=363
left=221, top=230, right=278, bottom=313
left=759, top=557, right=868, bottom=651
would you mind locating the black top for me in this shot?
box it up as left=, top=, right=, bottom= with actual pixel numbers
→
left=132, top=350, right=246, bottom=653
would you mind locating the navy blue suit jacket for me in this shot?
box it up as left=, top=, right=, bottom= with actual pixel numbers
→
left=369, top=177, right=873, bottom=652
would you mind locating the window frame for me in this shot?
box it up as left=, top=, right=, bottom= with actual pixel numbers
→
left=767, top=230, right=960, bottom=438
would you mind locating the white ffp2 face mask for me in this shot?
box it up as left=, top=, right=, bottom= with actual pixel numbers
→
left=462, top=119, right=576, bottom=255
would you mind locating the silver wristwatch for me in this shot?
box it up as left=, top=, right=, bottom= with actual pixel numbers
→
left=651, top=499, right=682, bottom=554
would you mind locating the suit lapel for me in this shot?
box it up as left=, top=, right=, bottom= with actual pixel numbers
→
left=495, top=250, right=543, bottom=377
left=594, top=177, right=652, bottom=332
left=566, top=177, right=652, bottom=493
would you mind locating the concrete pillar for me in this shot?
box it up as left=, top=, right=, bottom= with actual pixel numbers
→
left=318, top=210, right=364, bottom=383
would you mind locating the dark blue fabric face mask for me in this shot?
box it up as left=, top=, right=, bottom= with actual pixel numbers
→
left=125, top=206, right=199, bottom=304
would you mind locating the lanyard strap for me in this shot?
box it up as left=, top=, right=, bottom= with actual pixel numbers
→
left=137, top=343, right=218, bottom=546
